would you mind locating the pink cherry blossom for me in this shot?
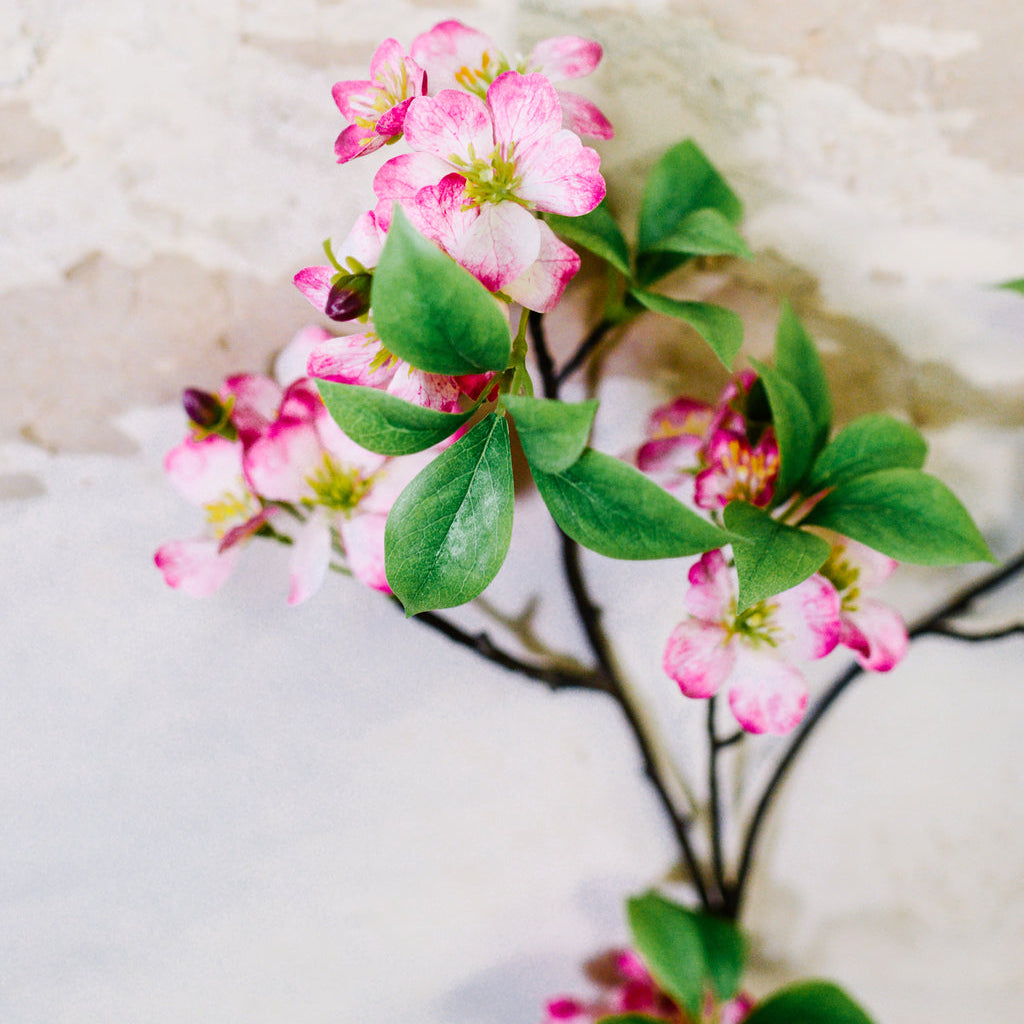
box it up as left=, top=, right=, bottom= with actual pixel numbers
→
left=817, top=534, right=909, bottom=671
left=376, top=71, right=604, bottom=293
left=411, top=19, right=613, bottom=139
left=332, top=38, right=427, bottom=163
left=663, top=549, right=842, bottom=734
left=693, top=427, right=780, bottom=510
left=541, top=947, right=752, bottom=1024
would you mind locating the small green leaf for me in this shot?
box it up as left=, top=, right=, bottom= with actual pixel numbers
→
left=749, top=358, right=816, bottom=501
left=636, top=139, right=743, bottom=285
left=724, top=501, right=831, bottom=611
left=545, top=200, right=632, bottom=278
left=372, top=206, right=512, bottom=375
left=648, top=207, right=752, bottom=260
left=502, top=394, right=598, bottom=474
left=316, top=381, right=475, bottom=455
left=630, top=288, right=743, bottom=370
left=385, top=414, right=514, bottom=614
left=743, top=980, right=877, bottom=1024
left=692, top=911, right=746, bottom=1002
left=802, top=468, right=995, bottom=565
left=532, top=449, right=729, bottom=560
left=774, top=302, right=831, bottom=452
left=806, top=413, right=927, bottom=493
left=626, top=892, right=705, bottom=1016
left=998, top=277, right=1024, bottom=295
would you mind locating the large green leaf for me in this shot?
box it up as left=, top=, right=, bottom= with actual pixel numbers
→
left=316, top=381, right=474, bottom=455
left=743, top=981, right=877, bottom=1024
left=384, top=414, right=514, bottom=614
left=532, top=449, right=728, bottom=559
left=647, top=207, right=752, bottom=260
left=626, top=892, right=705, bottom=1016
left=998, top=277, right=1024, bottom=295
left=636, top=139, right=743, bottom=285
left=723, top=501, right=831, bottom=611
left=802, top=468, right=994, bottom=565
left=545, top=200, right=632, bottom=278
left=805, top=413, right=927, bottom=494
left=630, top=288, right=743, bottom=370
left=502, top=394, right=597, bottom=474
left=749, top=358, right=816, bottom=501
left=774, top=302, right=831, bottom=452
left=371, top=206, right=511, bottom=375
left=691, top=912, right=746, bottom=1002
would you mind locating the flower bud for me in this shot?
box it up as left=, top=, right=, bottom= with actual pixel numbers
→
left=325, top=274, right=371, bottom=321
left=182, top=388, right=224, bottom=429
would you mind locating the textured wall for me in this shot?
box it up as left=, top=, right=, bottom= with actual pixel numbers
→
left=2, top=2, right=1023, bottom=1022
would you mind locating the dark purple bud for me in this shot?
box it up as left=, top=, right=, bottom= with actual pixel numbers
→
left=325, top=274, right=371, bottom=322
left=182, top=388, right=224, bottom=429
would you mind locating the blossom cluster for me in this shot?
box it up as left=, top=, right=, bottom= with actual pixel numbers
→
left=542, top=948, right=752, bottom=1024
left=294, top=20, right=610, bottom=409
left=636, top=376, right=910, bottom=735
left=154, top=327, right=439, bottom=604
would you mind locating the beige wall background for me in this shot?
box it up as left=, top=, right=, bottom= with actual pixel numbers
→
left=3, top=1, right=1023, bottom=1022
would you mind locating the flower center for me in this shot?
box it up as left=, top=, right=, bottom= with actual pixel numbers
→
left=204, top=489, right=256, bottom=537
left=728, top=599, right=781, bottom=648
left=304, top=452, right=375, bottom=513
left=450, top=144, right=524, bottom=207
left=452, top=49, right=515, bottom=99
left=820, top=548, right=861, bottom=610
left=712, top=436, right=778, bottom=506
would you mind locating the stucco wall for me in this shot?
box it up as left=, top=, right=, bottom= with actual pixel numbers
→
left=2, top=2, right=1023, bottom=1021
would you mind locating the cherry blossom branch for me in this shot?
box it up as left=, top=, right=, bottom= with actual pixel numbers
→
left=729, top=544, right=1024, bottom=918
left=706, top=698, right=729, bottom=905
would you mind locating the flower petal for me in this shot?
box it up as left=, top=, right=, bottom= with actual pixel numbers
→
left=403, top=89, right=494, bottom=164
left=503, top=219, right=581, bottom=312
left=164, top=435, right=244, bottom=506
left=529, top=36, right=603, bottom=79
left=340, top=512, right=391, bottom=593
left=772, top=573, right=842, bottom=660
left=334, top=123, right=384, bottom=164
left=663, top=618, right=734, bottom=699
left=487, top=71, right=562, bottom=152
left=841, top=598, right=909, bottom=672
left=373, top=151, right=453, bottom=201
left=683, top=549, right=735, bottom=622
left=385, top=364, right=463, bottom=412
left=455, top=200, right=540, bottom=291
left=244, top=418, right=323, bottom=502
left=410, top=20, right=495, bottom=92
left=155, top=538, right=241, bottom=597
left=727, top=650, right=809, bottom=734
left=554, top=89, right=614, bottom=139
left=306, top=331, right=395, bottom=389
left=514, top=128, right=605, bottom=215
left=287, top=509, right=332, bottom=605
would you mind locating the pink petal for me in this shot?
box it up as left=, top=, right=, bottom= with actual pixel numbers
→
left=293, top=265, right=333, bottom=312
left=368, top=37, right=405, bottom=81
left=456, top=200, right=540, bottom=291
left=555, top=89, right=614, bottom=139
left=684, top=549, right=735, bottom=622
left=772, top=574, right=842, bottom=660
left=244, top=418, right=323, bottom=502
left=334, top=123, right=384, bottom=164
left=306, top=332, right=396, bottom=389
left=218, top=507, right=276, bottom=553
left=155, top=538, right=241, bottom=598
left=375, top=95, right=413, bottom=136
left=164, top=435, right=244, bottom=506
left=402, top=173, right=477, bottom=255
left=727, top=650, right=809, bottom=734
left=222, top=374, right=284, bottom=446
left=331, top=78, right=374, bottom=121
left=487, top=72, right=562, bottom=153
left=837, top=535, right=898, bottom=588
left=502, top=219, right=581, bottom=312
left=663, top=618, right=734, bottom=699
left=340, top=513, right=391, bottom=593
left=374, top=151, right=453, bottom=201
left=386, top=364, right=463, bottom=412
left=287, top=509, right=332, bottom=605
left=338, top=209, right=387, bottom=268
left=514, top=128, right=605, bottom=215
left=841, top=599, right=908, bottom=672
left=403, top=89, right=494, bottom=164
left=274, top=325, right=332, bottom=387
left=529, top=36, right=603, bottom=79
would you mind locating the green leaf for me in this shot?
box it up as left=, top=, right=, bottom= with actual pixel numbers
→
left=593, top=1016, right=665, bottom=1024
left=743, top=980, right=877, bottom=1024
left=802, top=468, right=995, bottom=565
left=998, top=277, right=1024, bottom=295
left=502, top=394, right=598, bottom=474
left=545, top=200, right=632, bottom=278
left=806, top=413, right=927, bottom=493
left=532, top=449, right=728, bottom=560
left=636, top=139, right=743, bottom=285
left=647, top=207, right=752, bottom=260
left=749, top=358, right=816, bottom=500
left=384, top=414, right=514, bottom=614
left=724, top=501, right=831, bottom=611
left=630, top=288, right=743, bottom=370
left=774, top=302, right=831, bottom=452
left=316, top=381, right=474, bottom=456
left=693, top=912, right=746, bottom=1002
left=626, top=892, right=705, bottom=1016
left=371, top=205, right=512, bottom=375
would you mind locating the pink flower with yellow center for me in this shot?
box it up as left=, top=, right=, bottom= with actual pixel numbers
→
left=663, top=549, right=841, bottom=735
left=693, top=428, right=780, bottom=510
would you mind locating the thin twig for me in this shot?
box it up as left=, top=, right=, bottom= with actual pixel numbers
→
left=556, top=318, right=617, bottom=386
left=730, top=546, right=1024, bottom=918
left=928, top=622, right=1024, bottom=642
left=706, top=697, right=729, bottom=905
